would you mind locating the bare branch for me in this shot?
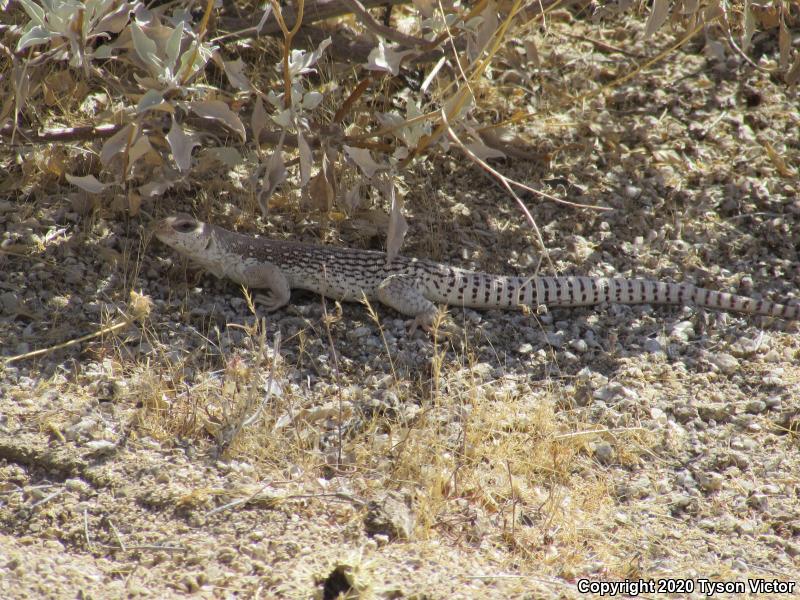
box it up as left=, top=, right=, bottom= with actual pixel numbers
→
left=338, top=0, right=432, bottom=48
left=217, top=0, right=410, bottom=37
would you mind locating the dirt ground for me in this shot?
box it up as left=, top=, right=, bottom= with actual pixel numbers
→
left=2, top=4, right=800, bottom=600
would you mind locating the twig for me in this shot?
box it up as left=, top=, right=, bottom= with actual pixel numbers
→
left=442, top=111, right=554, bottom=273
left=207, top=490, right=368, bottom=517
left=0, top=123, right=125, bottom=144
left=107, top=519, right=127, bottom=551
left=178, top=0, right=216, bottom=85
left=339, top=0, right=432, bottom=48
left=218, top=0, right=410, bottom=37
left=283, top=492, right=367, bottom=508
left=299, top=23, right=451, bottom=65
left=0, top=120, right=299, bottom=151
left=4, top=317, right=133, bottom=364
left=505, top=460, right=516, bottom=538
left=319, top=282, right=344, bottom=468
left=443, top=110, right=605, bottom=240
left=211, top=4, right=274, bottom=43
left=84, top=508, right=93, bottom=551
left=333, top=76, right=372, bottom=124
left=241, top=329, right=282, bottom=428
left=564, top=33, right=644, bottom=59
left=29, top=488, right=65, bottom=510
left=362, top=292, right=398, bottom=384
left=206, top=481, right=274, bottom=517
left=724, top=28, right=773, bottom=74
left=551, top=426, right=645, bottom=440
left=269, top=0, right=307, bottom=109
left=97, top=543, right=184, bottom=552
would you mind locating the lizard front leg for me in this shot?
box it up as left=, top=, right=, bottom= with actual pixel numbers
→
left=376, top=274, right=440, bottom=332
left=236, top=263, right=291, bottom=312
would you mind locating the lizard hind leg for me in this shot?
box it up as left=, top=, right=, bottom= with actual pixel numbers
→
left=376, top=274, right=439, bottom=333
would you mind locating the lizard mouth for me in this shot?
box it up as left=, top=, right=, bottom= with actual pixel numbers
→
left=153, top=218, right=175, bottom=241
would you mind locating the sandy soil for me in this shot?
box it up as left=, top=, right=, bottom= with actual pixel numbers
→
left=2, top=4, right=799, bottom=599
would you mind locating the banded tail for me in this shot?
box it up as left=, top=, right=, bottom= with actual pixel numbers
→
left=432, top=272, right=799, bottom=320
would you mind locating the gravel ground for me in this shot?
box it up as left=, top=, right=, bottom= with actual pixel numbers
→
left=2, top=7, right=800, bottom=600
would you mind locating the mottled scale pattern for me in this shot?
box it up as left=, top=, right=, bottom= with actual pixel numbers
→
left=155, top=216, right=800, bottom=322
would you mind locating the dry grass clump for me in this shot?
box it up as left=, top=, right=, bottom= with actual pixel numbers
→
left=124, top=307, right=658, bottom=573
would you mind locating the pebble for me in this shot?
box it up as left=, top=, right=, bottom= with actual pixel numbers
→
left=697, top=403, right=732, bottom=423
left=670, top=321, right=694, bottom=341
left=696, top=472, right=723, bottom=492
left=746, top=493, right=768, bottom=511
left=649, top=407, right=667, bottom=425
left=707, top=352, right=739, bottom=373
left=643, top=338, right=662, bottom=354
left=364, top=492, right=415, bottom=540
left=346, top=326, right=372, bottom=340
left=763, top=369, right=785, bottom=385
left=569, top=338, right=588, bottom=353
left=745, top=400, right=766, bottom=414
left=64, top=479, right=91, bottom=496
left=84, top=440, right=117, bottom=455
left=592, top=442, right=615, bottom=465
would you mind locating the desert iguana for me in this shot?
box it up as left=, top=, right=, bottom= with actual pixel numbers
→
left=155, top=214, right=799, bottom=329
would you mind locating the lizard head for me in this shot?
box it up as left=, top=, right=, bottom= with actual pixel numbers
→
left=154, top=214, right=211, bottom=255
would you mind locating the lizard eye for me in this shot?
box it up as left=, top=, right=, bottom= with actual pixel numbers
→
left=173, top=220, right=196, bottom=233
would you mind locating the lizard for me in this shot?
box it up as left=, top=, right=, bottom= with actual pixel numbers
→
left=154, top=213, right=800, bottom=330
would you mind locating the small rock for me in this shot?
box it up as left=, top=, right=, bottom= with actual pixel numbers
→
left=561, top=351, right=579, bottom=363
left=470, top=363, right=493, bottom=378
left=569, top=339, right=588, bottom=353
left=643, top=338, right=663, bottom=354
left=624, top=185, right=641, bottom=198
left=707, top=352, right=739, bottom=374
left=670, top=321, right=695, bottom=342
left=670, top=493, right=698, bottom=515
left=731, top=336, right=762, bottom=356
left=730, top=559, right=748, bottom=572
left=84, top=440, right=117, bottom=456
left=593, top=382, right=636, bottom=404
left=346, top=326, right=372, bottom=340
left=180, top=574, right=201, bottom=593
left=545, top=332, right=565, bottom=347
left=746, top=493, right=768, bottom=511
left=592, top=441, right=614, bottom=465
left=671, top=404, right=698, bottom=423
left=697, top=403, right=732, bottom=423
left=763, top=369, right=785, bottom=385
left=696, top=472, right=723, bottom=492
left=650, top=407, right=667, bottom=425
left=364, top=492, right=414, bottom=540
left=64, top=478, right=91, bottom=496
left=727, top=451, right=751, bottom=470
left=745, top=400, right=766, bottom=414
left=0, top=292, right=20, bottom=313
